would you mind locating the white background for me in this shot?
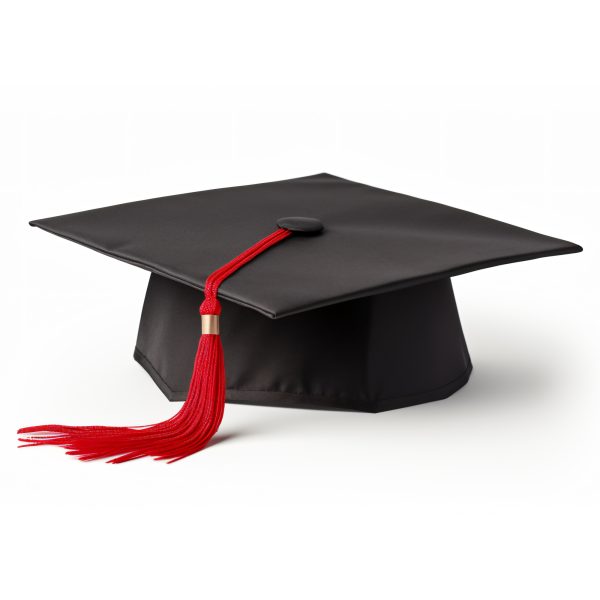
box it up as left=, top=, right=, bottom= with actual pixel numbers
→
left=1, top=1, right=599, bottom=598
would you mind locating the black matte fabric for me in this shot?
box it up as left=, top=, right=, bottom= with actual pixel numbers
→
left=135, top=274, right=472, bottom=412
left=30, top=173, right=581, bottom=319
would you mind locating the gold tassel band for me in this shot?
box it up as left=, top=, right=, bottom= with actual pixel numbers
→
left=201, top=315, right=220, bottom=335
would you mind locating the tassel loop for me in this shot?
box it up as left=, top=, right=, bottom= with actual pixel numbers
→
left=200, top=297, right=221, bottom=316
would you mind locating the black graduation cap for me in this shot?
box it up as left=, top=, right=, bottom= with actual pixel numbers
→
left=19, top=173, right=582, bottom=462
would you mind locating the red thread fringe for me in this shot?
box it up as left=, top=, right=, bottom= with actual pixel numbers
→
left=18, top=228, right=292, bottom=463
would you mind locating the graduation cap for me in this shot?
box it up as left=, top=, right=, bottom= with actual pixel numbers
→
left=19, top=173, right=582, bottom=463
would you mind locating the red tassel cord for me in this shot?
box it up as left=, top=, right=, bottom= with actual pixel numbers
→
left=18, top=227, right=293, bottom=463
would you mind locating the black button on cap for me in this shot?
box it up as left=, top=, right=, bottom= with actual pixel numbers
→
left=277, top=216, right=324, bottom=234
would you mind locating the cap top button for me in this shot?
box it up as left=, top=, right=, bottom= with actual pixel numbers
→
left=277, top=217, right=324, bottom=234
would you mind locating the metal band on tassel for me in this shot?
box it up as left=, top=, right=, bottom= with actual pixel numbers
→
left=201, top=315, right=220, bottom=335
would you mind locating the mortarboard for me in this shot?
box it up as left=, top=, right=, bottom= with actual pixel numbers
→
left=19, top=173, right=582, bottom=462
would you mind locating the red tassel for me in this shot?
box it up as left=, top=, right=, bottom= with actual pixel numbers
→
left=18, top=227, right=292, bottom=463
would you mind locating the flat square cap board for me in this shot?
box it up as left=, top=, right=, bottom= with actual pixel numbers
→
left=29, top=173, right=581, bottom=319
left=20, top=173, right=582, bottom=463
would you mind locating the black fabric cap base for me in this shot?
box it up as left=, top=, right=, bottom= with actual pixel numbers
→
left=135, top=274, right=471, bottom=412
